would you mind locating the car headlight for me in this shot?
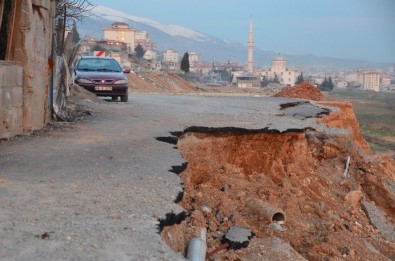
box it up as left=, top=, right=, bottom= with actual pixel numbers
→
left=114, top=79, right=128, bottom=84
left=77, top=78, right=93, bottom=84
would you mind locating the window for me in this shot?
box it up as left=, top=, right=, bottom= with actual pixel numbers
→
left=0, top=0, right=22, bottom=60
left=0, top=0, right=12, bottom=60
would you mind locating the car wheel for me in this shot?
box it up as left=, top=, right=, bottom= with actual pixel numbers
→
left=121, top=95, right=128, bottom=102
left=112, top=96, right=118, bottom=101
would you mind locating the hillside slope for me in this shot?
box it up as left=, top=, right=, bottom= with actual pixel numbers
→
left=127, top=71, right=198, bottom=94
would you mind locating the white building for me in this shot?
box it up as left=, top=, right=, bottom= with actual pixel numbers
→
left=135, top=31, right=156, bottom=51
left=188, top=52, right=200, bottom=65
left=144, top=49, right=157, bottom=60
left=135, top=31, right=148, bottom=46
left=345, top=71, right=363, bottom=86
left=336, top=80, right=348, bottom=89
left=382, top=74, right=391, bottom=89
left=103, top=22, right=135, bottom=53
left=257, top=56, right=297, bottom=86
left=163, top=49, right=179, bottom=63
left=363, top=72, right=380, bottom=91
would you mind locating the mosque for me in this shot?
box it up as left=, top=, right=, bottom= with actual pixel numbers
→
left=236, top=16, right=297, bottom=88
left=257, top=56, right=297, bottom=86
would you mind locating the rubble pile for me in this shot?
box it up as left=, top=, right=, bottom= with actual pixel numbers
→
left=274, top=82, right=325, bottom=101
left=262, top=83, right=286, bottom=95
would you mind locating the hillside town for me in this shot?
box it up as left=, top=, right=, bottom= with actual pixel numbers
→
left=78, top=21, right=395, bottom=92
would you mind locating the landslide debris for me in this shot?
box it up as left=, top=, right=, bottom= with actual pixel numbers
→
left=159, top=100, right=395, bottom=260
left=274, top=82, right=325, bottom=101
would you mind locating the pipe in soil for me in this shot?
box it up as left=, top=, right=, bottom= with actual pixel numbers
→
left=186, top=228, right=207, bottom=261
left=246, top=197, right=286, bottom=224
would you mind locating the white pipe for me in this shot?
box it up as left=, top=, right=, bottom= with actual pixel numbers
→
left=343, top=156, right=351, bottom=178
left=186, top=228, right=207, bottom=261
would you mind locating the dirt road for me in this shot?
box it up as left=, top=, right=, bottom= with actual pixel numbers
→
left=1, top=92, right=394, bottom=260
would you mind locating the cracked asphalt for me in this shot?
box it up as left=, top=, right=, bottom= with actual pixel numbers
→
left=0, top=94, right=333, bottom=260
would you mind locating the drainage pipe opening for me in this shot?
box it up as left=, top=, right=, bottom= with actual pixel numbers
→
left=246, top=197, right=286, bottom=224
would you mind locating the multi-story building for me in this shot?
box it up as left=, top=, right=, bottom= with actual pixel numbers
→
left=257, top=56, right=297, bottom=86
left=96, top=40, right=127, bottom=53
left=382, top=74, right=391, bottom=90
left=134, top=31, right=148, bottom=47
left=134, top=31, right=156, bottom=51
left=345, top=71, right=363, bottom=87
left=188, top=52, right=200, bottom=65
left=363, top=72, right=380, bottom=91
left=103, top=22, right=135, bottom=53
left=163, top=49, right=179, bottom=64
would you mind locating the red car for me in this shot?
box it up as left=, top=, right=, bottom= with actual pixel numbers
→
left=74, top=56, right=130, bottom=102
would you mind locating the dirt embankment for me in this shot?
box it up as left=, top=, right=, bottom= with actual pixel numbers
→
left=127, top=71, right=199, bottom=94
left=127, top=71, right=273, bottom=96
left=159, top=83, right=395, bottom=260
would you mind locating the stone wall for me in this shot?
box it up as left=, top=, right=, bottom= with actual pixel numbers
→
left=0, top=0, right=56, bottom=139
left=0, top=62, right=24, bottom=139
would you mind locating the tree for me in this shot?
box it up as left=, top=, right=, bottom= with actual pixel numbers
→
left=71, top=21, right=80, bottom=45
left=180, top=52, right=190, bottom=73
left=272, top=74, right=280, bottom=84
left=56, top=0, right=94, bottom=27
left=220, top=69, right=231, bottom=82
left=319, top=76, right=334, bottom=91
left=134, top=43, right=146, bottom=60
left=92, top=45, right=104, bottom=51
left=319, top=77, right=328, bottom=91
left=328, top=76, right=334, bottom=90
left=261, top=76, right=269, bottom=87
left=55, top=0, right=93, bottom=54
left=295, top=72, right=304, bottom=84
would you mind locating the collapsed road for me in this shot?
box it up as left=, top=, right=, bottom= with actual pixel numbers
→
left=0, top=92, right=394, bottom=260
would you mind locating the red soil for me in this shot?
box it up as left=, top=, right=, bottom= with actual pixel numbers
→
left=274, top=82, right=325, bottom=101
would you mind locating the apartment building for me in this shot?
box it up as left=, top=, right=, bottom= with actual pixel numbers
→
left=163, top=49, right=180, bottom=63
left=103, top=22, right=135, bottom=53
left=134, top=31, right=148, bottom=47
left=135, top=31, right=156, bottom=50
left=363, top=72, right=380, bottom=91
left=188, top=52, right=200, bottom=65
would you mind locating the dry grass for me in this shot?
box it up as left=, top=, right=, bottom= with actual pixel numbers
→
left=325, top=90, right=395, bottom=158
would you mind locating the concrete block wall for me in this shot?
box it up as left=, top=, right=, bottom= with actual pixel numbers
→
left=0, top=63, right=24, bottom=139
left=0, top=0, right=56, bottom=139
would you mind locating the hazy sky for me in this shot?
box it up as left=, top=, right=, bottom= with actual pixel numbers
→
left=89, top=0, right=395, bottom=63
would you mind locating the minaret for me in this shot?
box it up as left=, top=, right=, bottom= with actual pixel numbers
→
left=247, top=15, right=254, bottom=74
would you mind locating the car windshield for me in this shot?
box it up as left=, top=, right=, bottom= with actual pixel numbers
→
left=76, top=58, right=122, bottom=72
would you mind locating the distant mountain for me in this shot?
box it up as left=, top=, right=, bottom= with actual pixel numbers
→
left=78, top=6, right=391, bottom=69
